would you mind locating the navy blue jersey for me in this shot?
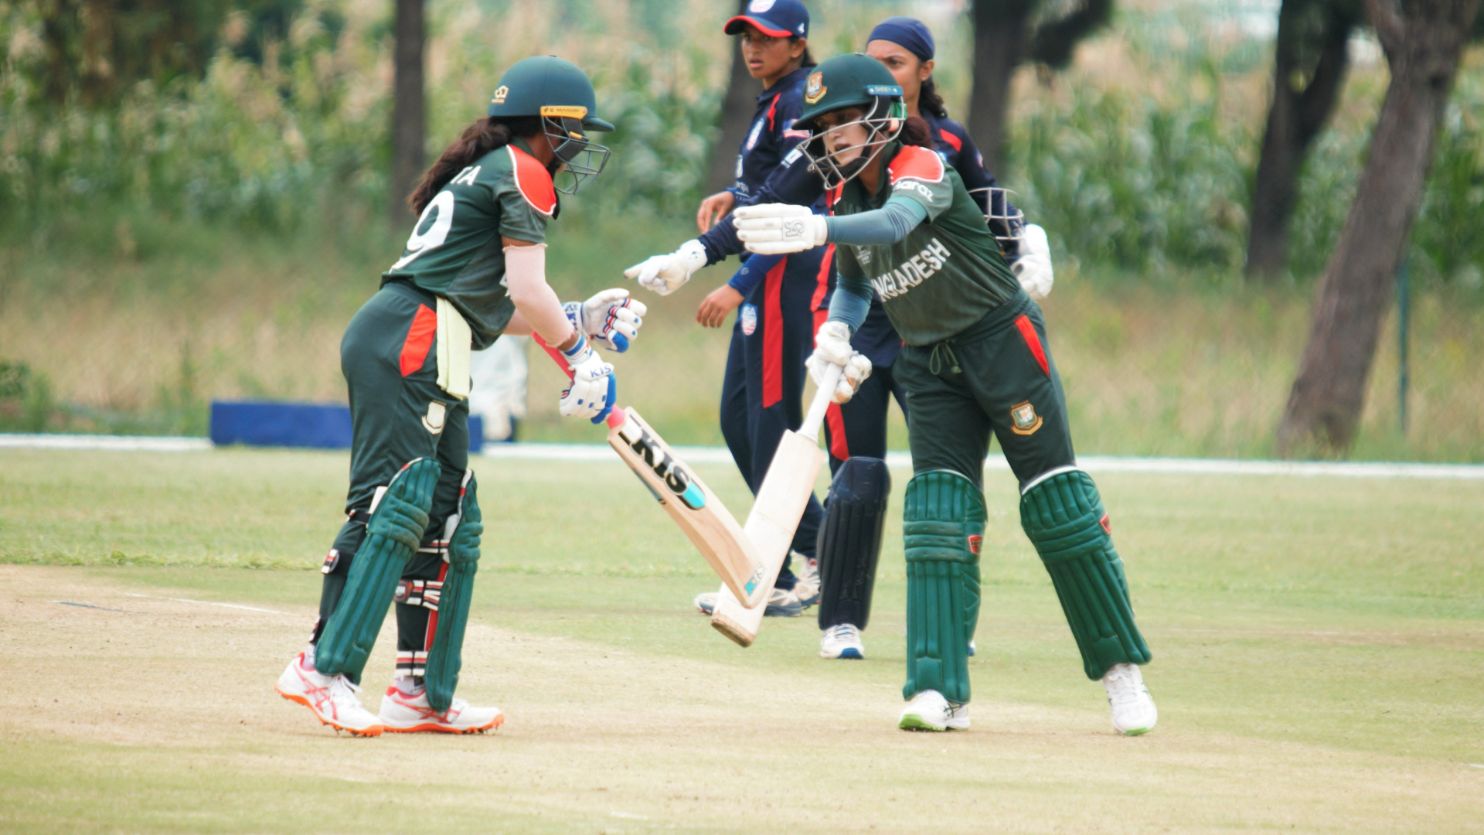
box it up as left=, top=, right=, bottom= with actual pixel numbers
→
left=699, top=67, right=826, bottom=272
left=729, top=65, right=815, bottom=205
left=921, top=113, right=993, bottom=211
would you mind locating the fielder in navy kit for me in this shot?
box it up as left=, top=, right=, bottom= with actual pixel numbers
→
left=626, top=0, right=827, bottom=618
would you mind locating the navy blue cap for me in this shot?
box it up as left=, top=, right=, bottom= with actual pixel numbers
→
left=867, top=16, right=935, bottom=61
left=724, top=0, right=809, bottom=40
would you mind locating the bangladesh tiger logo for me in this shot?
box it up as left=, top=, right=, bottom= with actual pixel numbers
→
left=804, top=71, right=826, bottom=105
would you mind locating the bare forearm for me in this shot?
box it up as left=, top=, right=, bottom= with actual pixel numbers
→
left=504, top=243, right=577, bottom=349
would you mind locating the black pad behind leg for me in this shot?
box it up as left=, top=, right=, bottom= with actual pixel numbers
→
left=817, top=457, right=891, bottom=630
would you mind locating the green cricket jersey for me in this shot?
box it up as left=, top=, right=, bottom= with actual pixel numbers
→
left=831, top=142, right=1020, bottom=346
left=382, top=138, right=556, bottom=349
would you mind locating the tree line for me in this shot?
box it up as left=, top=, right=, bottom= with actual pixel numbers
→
left=16, top=0, right=1483, bottom=457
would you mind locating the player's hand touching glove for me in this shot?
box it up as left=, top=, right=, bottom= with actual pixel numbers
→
left=564, top=288, right=648, bottom=353
left=807, top=321, right=872, bottom=405
left=624, top=239, right=707, bottom=296
left=1011, top=223, right=1054, bottom=300
left=557, top=334, right=616, bottom=424
left=734, top=203, right=828, bottom=255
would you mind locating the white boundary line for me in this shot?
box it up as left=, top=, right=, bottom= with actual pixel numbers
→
left=0, top=434, right=210, bottom=452
left=479, top=443, right=1484, bottom=481
left=3, top=433, right=1482, bottom=480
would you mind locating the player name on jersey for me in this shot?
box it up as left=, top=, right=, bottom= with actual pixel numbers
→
left=869, top=238, right=951, bottom=301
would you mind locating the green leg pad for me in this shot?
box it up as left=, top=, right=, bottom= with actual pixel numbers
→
left=1020, top=469, right=1151, bottom=680
left=316, top=458, right=441, bottom=681
left=902, top=470, right=986, bottom=705
left=425, top=472, right=482, bottom=713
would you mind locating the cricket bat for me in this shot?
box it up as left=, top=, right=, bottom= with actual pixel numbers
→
left=533, top=334, right=766, bottom=608
left=710, top=365, right=841, bottom=647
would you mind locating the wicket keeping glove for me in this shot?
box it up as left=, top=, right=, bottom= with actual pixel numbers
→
left=557, top=334, right=616, bottom=424
left=565, top=288, right=648, bottom=353
left=624, top=239, right=707, bottom=296
left=734, top=203, right=828, bottom=256
left=1011, top=223, right=1054, bottom=299
left=807, top=321, right=872, bottom=405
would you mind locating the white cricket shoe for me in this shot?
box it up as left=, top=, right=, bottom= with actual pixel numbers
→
left=898, top=689, right=970, bottom=732
left=819, top=623, right=864, bottom=659
left=378, top=685, right=504, bottom=734
left=791, top=552, right=820, bottom=608
left=693, top=586, right=804, bottom=617
left=276, top=651, right=383, bottom=737
left=1102, top=662, right=1158, bottom=736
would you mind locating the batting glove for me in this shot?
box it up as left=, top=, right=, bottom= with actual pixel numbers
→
left=624, top=239, right=707, bottom=296
left=806, top=320, right=872, bottom=405
left=734, top=203, right=828, bottom=255
left=557, top=334, right=616, bottom=424
left=1011, top=223, right=1054, bottom=300
left=564, top=288, right=648, bottom=353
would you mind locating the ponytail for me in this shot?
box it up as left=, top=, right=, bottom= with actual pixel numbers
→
left=919, top=76, right=949, bottom=120
left=406, top=116, right=541, bottom=215
left=899, top=115, right=934, bottom=148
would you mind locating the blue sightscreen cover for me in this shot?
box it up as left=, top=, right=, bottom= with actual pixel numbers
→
left=209, top=400, right=483, bottom=453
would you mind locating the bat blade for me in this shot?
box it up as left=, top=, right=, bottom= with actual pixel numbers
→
left=710, top=366, right=841, bottom=647
left=607, top=407, right=767, bottom=608
left=530, top=333, right=765, bottom=608
left=709, top=428, right=824, bottom=646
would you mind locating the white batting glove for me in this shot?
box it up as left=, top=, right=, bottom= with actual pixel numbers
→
left=564, top=288, right=648, bottom=353
left=557, top=334, right=616, bottom=424
left=624, top=239, right=707, bottom=296
left=734, top=203, right=828, bottom=255
left=1011, top=223, right=1054, bottom=299
left=806, top=320, right=872, bottom=405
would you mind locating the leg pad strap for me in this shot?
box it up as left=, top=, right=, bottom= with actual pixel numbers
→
left=1020, top=469, right=1151, bottom=680
left=902, top=470, right=985, bottom=705
left=817, top=457, right=891, bottom=630
left=315, top=458, right=440, bottom=681
left=425, top=471, right=482, bottom=712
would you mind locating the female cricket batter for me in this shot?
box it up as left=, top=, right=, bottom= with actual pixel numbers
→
left=733, top=54, right=1157, bottom=735
left=276, top=56, right=645, bottom=736
left=625, top=0, right=825, bottom=617
left=809, top=16, right=1057, bottom=662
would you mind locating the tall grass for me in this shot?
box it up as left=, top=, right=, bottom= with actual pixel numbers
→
left=0, top=1, right=1480, bottom=459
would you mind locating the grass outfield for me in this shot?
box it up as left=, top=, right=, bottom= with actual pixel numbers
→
left=1, top=447, right=1482, bottom=831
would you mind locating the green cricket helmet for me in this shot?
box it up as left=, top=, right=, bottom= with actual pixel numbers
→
left=487, top=55, right=613, bottom=194
left=794, top=53, right=906, bottom=189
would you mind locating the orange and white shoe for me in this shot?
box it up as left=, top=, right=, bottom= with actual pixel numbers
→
left=275, top=651, right=383, bottom=737
left=378, top=685, right=504, bottom=734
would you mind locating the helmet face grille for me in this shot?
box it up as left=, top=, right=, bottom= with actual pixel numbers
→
left=543, top=115, right=610, bottom=194
left=970, top=187, right=1026, bottom=248
left=799, top=98, right=902, bottom=190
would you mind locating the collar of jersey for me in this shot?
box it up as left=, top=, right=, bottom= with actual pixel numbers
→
left=757, top=65, right=810, bottom=100
left=842, top=139, right=905, bottom=207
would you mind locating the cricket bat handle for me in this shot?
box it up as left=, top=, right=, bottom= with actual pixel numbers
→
left=800, top=365, right=842, bottom=443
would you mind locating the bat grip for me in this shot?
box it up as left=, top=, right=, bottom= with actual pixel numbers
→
left=799, top=364, right=842, bottom=443
left=532, top=333, right=575, bottom=381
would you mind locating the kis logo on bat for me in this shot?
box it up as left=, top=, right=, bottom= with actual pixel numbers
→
left=617, top=419, right=708, bottom=511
